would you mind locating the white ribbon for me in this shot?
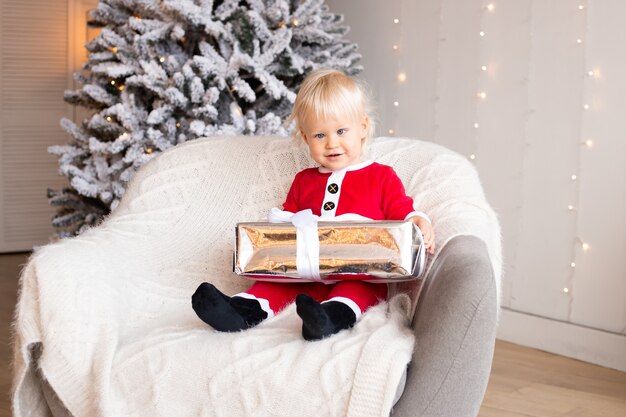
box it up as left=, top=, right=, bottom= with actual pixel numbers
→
left=268, top=208, right=371, bottom=280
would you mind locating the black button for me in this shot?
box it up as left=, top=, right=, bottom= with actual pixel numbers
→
left=327, top=183, right=339, bottom=194
left=323, top=201, right=335, bottom=211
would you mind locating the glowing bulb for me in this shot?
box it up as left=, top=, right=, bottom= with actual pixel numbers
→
left=474, top=123, right=480, bottom=128
left=563, top=287, right=570, bottom=293
left=392, top=44, right=399, bottom=50
left=582, top=242, right=591, bottom=251
left=478, top=91, right=487, bottom=99
left=487, top=4, right=495, bottom=11
left=585, top=139, right=594, bottom=147
left=571, top=262, right=576, bottom=268
left=121, top=132, right=129, bottom=138
left=583, top=104, right=589, bottom=110
left=111, top=47, right=118, bottom=53
left=118, top=85, right=125, bottom=91
left=110, top=80, right=116, bottom=85
left=571, top=174, right=577, bottom=180
left=393, top=101, right=399, bottom=107
left=388, top=129, right=395, bottom=135
left=577, top=39, right=583, bottom=44
left=159, top=56, right=165, bottom=63
left=393, top=18, right=400, bottom=24
left=588, top=70, right=595, bottom=76
left=568, top=205, right=575, bottom=211
left=479, top=31, right=486, bottom=37
left=292, top=19, right=299, bottom=26
left=176, top=122, right=181, bottom=128
left=481, top=65, right=488, bottom=71
left=397, top=72, right=407, bottom=82
left=106, top=116, right=112, bottom=122
left=145, top=147, right=153, bottom=154
left=578, top=5, right=585, bottom=10
left=469, top=154, right=476, bottom=160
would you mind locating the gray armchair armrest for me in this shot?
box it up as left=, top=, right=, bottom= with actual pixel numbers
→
left=393, top=235, right=498, bottom=417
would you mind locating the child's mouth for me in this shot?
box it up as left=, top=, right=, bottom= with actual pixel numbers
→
left=327, top=153, right=343, bottom=158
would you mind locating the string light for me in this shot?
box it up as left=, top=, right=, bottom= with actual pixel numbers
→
left=583, top=104, right=590, bottom=110
left=582, top=242, right=591, bottom=251
left=159, top=56, right=166, bottom=63
left=568, top=205, right=575, bottom=211
left=393, top=101, right=399, bottom=107
left=392, top=44, right=399, bottom=51
left=388, top=129, right=395, bottom=135
left=118, top=85, right=125, bottom=91
left=576, top=39, right=583, bottom=44
left=397, top=72, right=407, bottom=82
left=106, top=116, right=112, bottom=122
left=584, top=139, right=594, bottom=147
left=571, top=174, right=577, bottom=180
left=481, top=65, right=488, bottom=71
left=469, top=154, right=476, bottom=160
left=479, top=31, right=486, bottom=37
left=478, top=91, right=487, bottom=99
left=571, top=262, right=576, bottom=268
left=563, top=287, right=570, bottom=293
left=111, top=47, right=118, bottom=53
left=578, top=5, right=585, bottom=10
left=393, top=18, right=399, bottom=24
left=292, top=19, right=299, bottom=26
left=110, top=80, right=116, bottom=85
left=474, top=122, right=480, bottom=128
left=176, top=122, right=181, bottom=128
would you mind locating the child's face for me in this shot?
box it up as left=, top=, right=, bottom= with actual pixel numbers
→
left=299, top=114, right=368, bottom=171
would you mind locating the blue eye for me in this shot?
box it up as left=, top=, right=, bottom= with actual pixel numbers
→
left=337, top=128, right=346, bottom=135
left=315, top=133, right=325, bottom=139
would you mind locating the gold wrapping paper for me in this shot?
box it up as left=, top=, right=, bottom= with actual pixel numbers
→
left=234, top=221, right=426, bottom=283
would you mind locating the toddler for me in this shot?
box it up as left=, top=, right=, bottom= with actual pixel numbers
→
left=192, top=69, right=434, bottom=340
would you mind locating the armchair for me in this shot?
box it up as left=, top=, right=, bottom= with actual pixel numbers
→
left=13, top=136, right=501, bottom=417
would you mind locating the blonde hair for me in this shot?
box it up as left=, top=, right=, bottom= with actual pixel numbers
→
left=288, top=69, right=376, bottom=144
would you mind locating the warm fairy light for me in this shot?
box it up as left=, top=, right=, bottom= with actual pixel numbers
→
left=388, top=129, right=395, bottom=135
left=392, top=44, right=399, bottom=50
left=577, top=39, right=583, bottom=44
left=582, top=242, right=591, bottom=251
left=474, top=122, right=480, bottom=128
left=487, top=4, right=495, bottom=11
left=106, top=116, right=112, bottom=122
left=571, top=262, right=576, bottom=268
left=393, top=101, right=399, bottom=107
left=481, top=65, right=488, bottom=71
left=393, top=18, right=400, bottom=24
left=478, top=91, right=487, bottom=99
left=121, top=132, right=129, bottom=138
left=110, top=80, right=116, bottom=85
left=278, top=21, right=286, bottom=28
left=583, top=104, right=590, bottom=110
left=118, top=85, right=125, bottom=91
left=145, top=147, right=153, bottom=154
left=578, top=5, right=585, bottom=10
left=563, top=287, right=570, bottom=293
left=585, top=139, right=594, bottom=147
left=159, top=56, right=165, bottom=63
left=397, top=72, right=407, bottom=82
left=587, top=70, right=595, bottom=77
left=568, top=205, right=575, bottom=211
left=292, top=19, right=299, bottom=26
left=176, top=122, right=181, bottom=128
left=111, top=47, right=118, bottom=53
left=479, top=31, right=485, bottom=37
left=469, top=154, right=476, bottom=160
left=571, top=174, right=577, bottom=180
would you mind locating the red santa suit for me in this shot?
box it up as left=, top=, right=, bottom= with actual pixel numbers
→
left=238, top=160, right=428, bottom=319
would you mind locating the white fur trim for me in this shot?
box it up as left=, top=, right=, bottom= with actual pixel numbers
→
left=322, top=296, right=362, bottom=320
left=233, top=292, right=275, bottom=318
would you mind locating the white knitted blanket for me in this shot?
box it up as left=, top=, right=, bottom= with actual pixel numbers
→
left=12, top=136, right=501, bottom=417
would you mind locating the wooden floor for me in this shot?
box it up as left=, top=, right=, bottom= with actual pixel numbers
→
left=1, top=253, right=626, bottom=417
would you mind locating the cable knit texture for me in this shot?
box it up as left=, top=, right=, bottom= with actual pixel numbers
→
left=12, top=136, right=501, bottom=417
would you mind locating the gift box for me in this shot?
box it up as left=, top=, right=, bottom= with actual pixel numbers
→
left=234, top=220, right=426, bottom=283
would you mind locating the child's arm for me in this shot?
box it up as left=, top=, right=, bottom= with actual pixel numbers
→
left=409, top=215, right=435, bottom=255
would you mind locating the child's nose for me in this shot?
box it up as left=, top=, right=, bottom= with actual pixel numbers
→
left=326, top=134, right=340, bottom=148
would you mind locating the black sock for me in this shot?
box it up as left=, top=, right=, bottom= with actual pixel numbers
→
left=191, top=282, right=267, bottom=332
left=295, top=294, right=357, bottom=341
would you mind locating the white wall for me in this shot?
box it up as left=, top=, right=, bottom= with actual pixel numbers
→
left=326, top=0, right=625, bottom=371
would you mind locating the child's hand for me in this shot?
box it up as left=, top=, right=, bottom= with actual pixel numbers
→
left=410, top=216, right=435, bottom=255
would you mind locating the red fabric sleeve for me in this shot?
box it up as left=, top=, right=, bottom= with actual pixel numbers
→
left=380, top=167, right=416, bottom=220
left=282, top=171, right=301, bottom=212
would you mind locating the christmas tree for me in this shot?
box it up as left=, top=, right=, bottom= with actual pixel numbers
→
left=49, top=0, right=362, bottom=237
